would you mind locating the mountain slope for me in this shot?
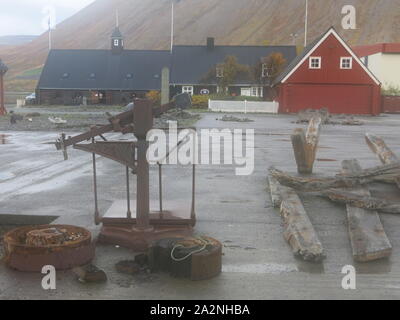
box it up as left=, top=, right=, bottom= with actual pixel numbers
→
left=1, top=0, right=399, bottom=91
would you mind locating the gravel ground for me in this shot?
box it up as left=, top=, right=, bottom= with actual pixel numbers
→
left=0, top=107, right=202, bottom=132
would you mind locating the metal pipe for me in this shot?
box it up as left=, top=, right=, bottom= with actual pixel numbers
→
left=136, top=138, right=150, bottom=230
left=92, top=138, right=100, bottom=225
left=191, top=164, right=196, bottom=222
left=304, top=0, right=308, bottom=47
left=126, top=166, right=131, bottom=219
left=158, top=163, right=163, bottom=218
left=0, top=74, right=5, bottom=116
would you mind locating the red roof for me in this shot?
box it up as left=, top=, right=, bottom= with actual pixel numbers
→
left=353, top=43, right=400, bottom=57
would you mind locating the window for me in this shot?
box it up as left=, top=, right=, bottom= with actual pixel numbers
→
left=89, top=73, right=96, bottom=79
left=241, top=87, right=263, bottom=97
left=114, top=39, right=119, bottom=46
left=217, top=86, right=226, bottom=94
left=182, top=86, right=194, bottom=95
left=216, top=66, right=224, bottom=78
left=262, top=63, right=268, bottom=77
left=340, top=57, right=353, bottom=69
left=252, top=87, right=263, bottom=97
left=309, top=57, right=321, bottom=69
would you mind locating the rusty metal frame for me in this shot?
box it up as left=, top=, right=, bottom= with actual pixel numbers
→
left=54, top=96, right=196, bottom=250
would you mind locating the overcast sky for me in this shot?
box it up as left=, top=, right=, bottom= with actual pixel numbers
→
left=0, top=0, right=96, bottom=36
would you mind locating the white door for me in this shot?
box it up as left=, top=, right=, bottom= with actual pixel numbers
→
left=241, top=88, right=251, bottom=96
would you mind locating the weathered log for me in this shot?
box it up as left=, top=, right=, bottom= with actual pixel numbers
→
left=270, top=168, right=365, bottom=192
left=291, top=116, right=322, bottom=174
left=322, top=189, right=400, bottom=214
left=366, top=133, right=400, bottom=188
left=268, top=174, right=289, bottom=208
left=279, top=187, right=325, bottom=262
left=336, top=161, right=400, bottom=181
left=270, top=162, right=400, bottom=192
left=339, top=159, right=392, bottom=262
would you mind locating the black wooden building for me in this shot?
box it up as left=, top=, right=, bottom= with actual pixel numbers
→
left=37, top=27, right=297, bottom=105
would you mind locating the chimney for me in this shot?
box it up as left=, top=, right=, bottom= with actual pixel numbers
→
left=207, top=37, right=215, bottom=50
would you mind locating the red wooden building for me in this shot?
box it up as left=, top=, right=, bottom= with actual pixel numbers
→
left=274, top=27, right=381, bottom=115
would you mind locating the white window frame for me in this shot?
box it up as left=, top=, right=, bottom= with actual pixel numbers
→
left=241, top=87, right=263, bottom=98
left=216, top=66, right=224, bottom=78
left=340, top=57, right=353, bottom=69
left=309, top=57, right=321, bottom=69
left=182, top=86, right=194, bottom=96
left=114, top=39, right=119, bottom=46
left=262, top=63, right=268, bottom=77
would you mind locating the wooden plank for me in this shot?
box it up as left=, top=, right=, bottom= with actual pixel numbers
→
left=291, top=116, right=321, bottom=174
left=341, top=159, right=392, bottom=262
left=279, top=187, right=325, bottom=262
left=365, top=133, right=400, bottom=188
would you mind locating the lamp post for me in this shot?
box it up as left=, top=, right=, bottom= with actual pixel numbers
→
left=0, top=59, right=8, bottom=116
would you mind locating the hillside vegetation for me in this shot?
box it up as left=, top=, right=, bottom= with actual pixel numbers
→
left=1, top=0, right=399, bottom=91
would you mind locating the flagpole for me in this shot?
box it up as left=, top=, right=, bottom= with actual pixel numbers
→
left=116, top=9, right=119, bottom=27
left=48, top=17, right=52, bottom=51
left=170, top=1, right=174, bottom=53
left=304, top=0, right=308, bottom=47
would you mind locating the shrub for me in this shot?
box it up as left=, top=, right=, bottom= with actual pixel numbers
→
left=191, top=95, right=209, bottom=109
left=382, top=84, right=400, bottom=96
left=146, top=90, right=161, bottom=105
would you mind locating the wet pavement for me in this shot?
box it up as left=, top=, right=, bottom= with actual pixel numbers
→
left=1, top=113, right=400, bottom=299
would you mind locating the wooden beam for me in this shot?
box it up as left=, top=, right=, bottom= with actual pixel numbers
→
left=365, top=133, right=400, bottom=188
left=270, top=168, right=364, bottom=192
left=269, top=163, right=400, bottom=192
left=341, top=159, right=392, bottom=262
left=321, top=189, right=400, bottom=214
left=291, top=116, right=322, bottom=174
left=268, top=175, right=287, bottom=208
left=279, top=187, right=325, bottom=262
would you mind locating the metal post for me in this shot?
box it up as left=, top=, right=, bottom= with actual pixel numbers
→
left=158, top=163, right=163, bottom=217
left=170, top=1, right=174, bottom=53
left=136, top=138, right=151, bottom=230
left=92, top=138, right=100, bottom=225
left=191, top=164, right=196, bottom=222
left=126, top=166, right=131, bottom=219
left=304, top=0, right=308, bottom=47
left=0, top=74, right=5, bottom=116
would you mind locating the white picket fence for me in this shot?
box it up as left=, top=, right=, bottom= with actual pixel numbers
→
left=208, top=99, right=279, bottom=114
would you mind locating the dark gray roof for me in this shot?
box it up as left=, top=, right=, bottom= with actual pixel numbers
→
left=170, top=45, right=297, bottom=85
left=37, top=49, right=170, bottom=91
left=273, top=28, right=332, bottom=85
left=37, top=45, right=298, bottom=91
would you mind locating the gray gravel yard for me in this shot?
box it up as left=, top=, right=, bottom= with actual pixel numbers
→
left=1, top=112, right=400, bottom=299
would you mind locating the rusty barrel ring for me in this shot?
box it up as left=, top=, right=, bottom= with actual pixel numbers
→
left=3, top=225, right=95, bottom=272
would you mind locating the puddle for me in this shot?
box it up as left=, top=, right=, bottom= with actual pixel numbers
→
left=0, top=172, right=15, bottom=181
left=0, top=134, right=9, bottom=144
left=222, top=263, right=298, bottom=274
left=317, top=158, right=337, bottom=162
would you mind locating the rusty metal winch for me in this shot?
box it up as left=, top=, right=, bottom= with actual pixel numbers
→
left=3, top=225, right=94, bottom=272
